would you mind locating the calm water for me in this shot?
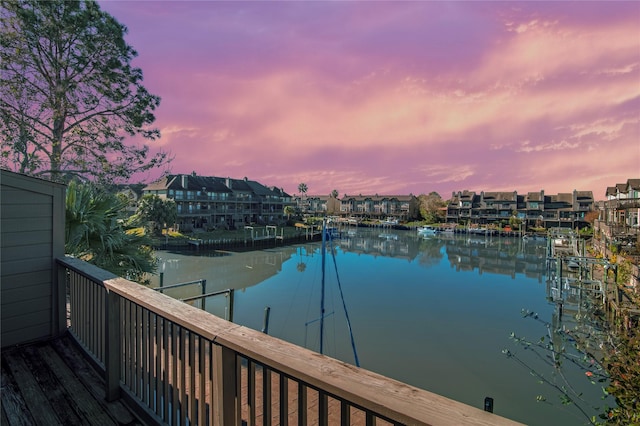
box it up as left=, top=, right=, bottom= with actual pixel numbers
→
left=152, top=229, right=610, bottom=425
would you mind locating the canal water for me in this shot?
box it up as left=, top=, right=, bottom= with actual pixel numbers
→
left=151, top=229, right=611, bottom=425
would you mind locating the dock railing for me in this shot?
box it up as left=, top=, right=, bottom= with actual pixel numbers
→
left=57, top=255, right=522, bottom=426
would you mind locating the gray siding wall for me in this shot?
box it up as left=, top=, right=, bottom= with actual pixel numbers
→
left=1, top=170, right=65, bottom=348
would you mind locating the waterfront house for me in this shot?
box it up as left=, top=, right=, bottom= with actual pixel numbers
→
left=476, top=191, right=519, bottom=223
left=593, top=177, right=640, bottom=295
left=446, top=190, right=476, bottom=224
left=339, top=194, right=418, bottom=220
left=143, top=172, right=294, bottom=231
left=447, top=189, right=594, bottom=229
left=602, top=178, right=640, bottom=228
left=295, top=194, right=419, bottom=221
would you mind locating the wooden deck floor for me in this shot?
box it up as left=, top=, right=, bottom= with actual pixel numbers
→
left=1, top=333, right=143, bottom=426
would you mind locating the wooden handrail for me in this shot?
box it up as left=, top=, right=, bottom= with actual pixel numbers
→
left=59, top=256, right=523, bottom=426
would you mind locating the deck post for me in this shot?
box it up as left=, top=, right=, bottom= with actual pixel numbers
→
left=212, top=343, right=237, bottom=425
left=105, top=289, right=122, bottom=401
left=55, top=261, right=68, bottom=336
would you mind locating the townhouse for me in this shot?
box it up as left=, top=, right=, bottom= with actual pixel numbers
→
left=297, top=194, right=420, bottom=221
left=143, top=173, right=293, bottom=231
left=601, top=178, right=640, bottom=228
left=446, top=189, right=595, bottom=229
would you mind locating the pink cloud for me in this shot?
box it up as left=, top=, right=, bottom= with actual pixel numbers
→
left=99, top=1, right=639, bottom=199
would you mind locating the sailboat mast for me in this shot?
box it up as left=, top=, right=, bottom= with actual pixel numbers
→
left=320, top=218, right=326, bottom=355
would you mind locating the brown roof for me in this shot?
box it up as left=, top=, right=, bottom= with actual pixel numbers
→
left=574, top=190, right=593, bottom=201
left=482, top=191, right=516, bottom=201
left=340, top=194, right=414, bottom=201
left=526, top=191, right=544, bottom=202
left=626, top=178, right=640, bottom=190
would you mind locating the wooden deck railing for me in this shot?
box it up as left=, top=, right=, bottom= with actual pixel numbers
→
left=57, top=256, right=522, bottom=426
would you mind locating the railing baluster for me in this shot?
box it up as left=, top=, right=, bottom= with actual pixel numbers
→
left=142, top=309, right=149, bottom=407
left=155, top=315, right=162, bottom=417
left=235, top=353, right=242, bottom=425
left=163, top=318, right=170, bottom=422
left=209, top=341, right=216, bottom=426
left=189, top=332, right=196, bottom=424
left=94, top=280, right=100, bottom=358
left=297, top=383, right=306, bottom=426
left=263, top=368, right=271, bottom=426
left=180, top=329, right=187, bottom=426
left=131, top=301, right=136, bottom=392
left=136, top=304, right=143, bottom=399
left=172, top=324, right=180, bottom=426
left=365, top=411, right=376, bottom=426
left=279, top=374, right=288, bottom=426
left=149, top=312, right=156, bottom=413
left=90, top=281, right=95, bottom=357
left=199, top=335, right=206, bottom=425
left=340, top=400, right=350, bottom=425
left=125, top=300, right=132, bottom=390
left=79, top=275, right=85, bottom=345
left=318, top=390, right=328, bottom=426
left=98, top=285, right=105, bottom=363
left=248, top=360, right=256, bottom=426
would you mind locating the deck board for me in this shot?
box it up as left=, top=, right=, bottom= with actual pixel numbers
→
left=0, top=362, right=35, bottom=426
left=1, top=334, right=143, bottom=426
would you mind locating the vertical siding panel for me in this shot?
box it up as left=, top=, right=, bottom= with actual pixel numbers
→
left=1, top=171, right=65, bottom=346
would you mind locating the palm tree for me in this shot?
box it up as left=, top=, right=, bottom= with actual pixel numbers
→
left=65, top=180, right=157, bottom=283
left=298, top=182, right=308, bottom=197
left=298, top=183, right=308, bottom=214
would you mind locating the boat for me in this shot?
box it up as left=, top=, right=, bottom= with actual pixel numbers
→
left=381, top=217, right=399, bottom=226
left=417, top=226, right=438, bottom=236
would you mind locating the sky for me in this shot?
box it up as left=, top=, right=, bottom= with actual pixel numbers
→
left=98, top=1, right=640, bottom=200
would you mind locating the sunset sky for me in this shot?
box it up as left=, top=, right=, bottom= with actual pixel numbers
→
left=99, top=1, right=639, bottom=200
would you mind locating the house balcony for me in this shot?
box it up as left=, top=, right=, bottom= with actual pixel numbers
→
left=605, top=198, right=640, bottom=209
left=39, top=256, right=522, bottom=426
